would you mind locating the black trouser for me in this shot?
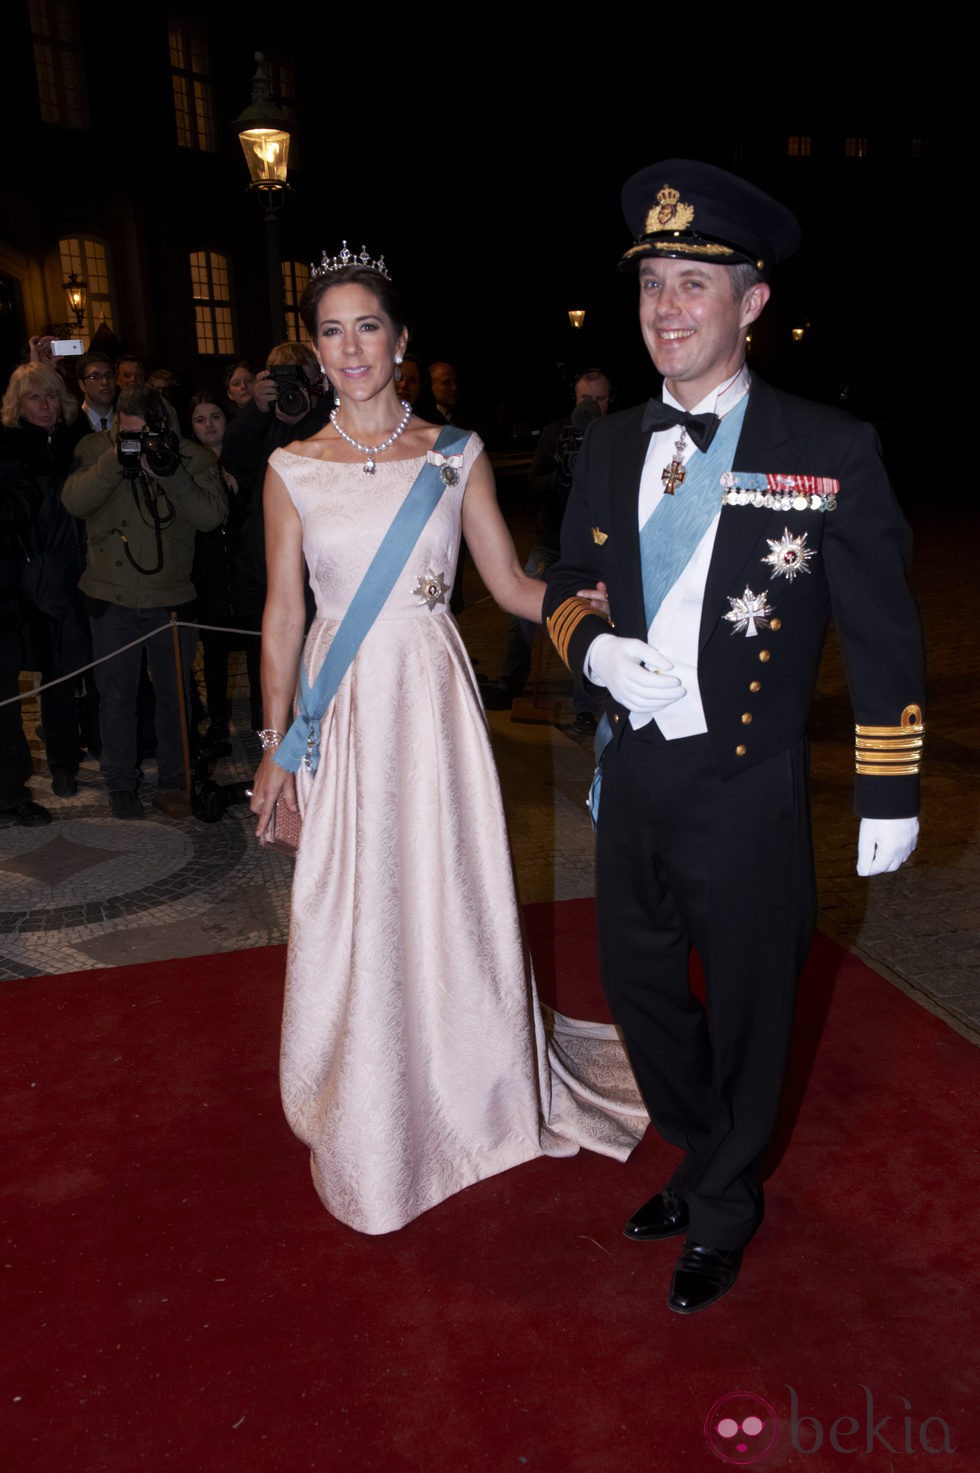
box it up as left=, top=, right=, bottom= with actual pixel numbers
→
left=0, top=627, right=33, bottom=807
left=596, top=725, right=816, bottom=1249
left=86, top=599, right=196, bottom=793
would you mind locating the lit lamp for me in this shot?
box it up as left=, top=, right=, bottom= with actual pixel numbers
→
left=791, top=326, right=805, bottom=343
left=238, top=121, right=290, bottom=194
left=234, top=52, right=292, bottom=341
left=62, top=272, right=87, bottom=332
left=567, top=309, right=586, bottom=330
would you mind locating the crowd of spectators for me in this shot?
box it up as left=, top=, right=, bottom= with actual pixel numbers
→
left=0, top=332, right=595, bottom=823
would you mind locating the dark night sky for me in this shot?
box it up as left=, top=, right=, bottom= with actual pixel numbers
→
left=3, top=9, right=943, bottom=442
left=253, top=21, right=940, bottom=424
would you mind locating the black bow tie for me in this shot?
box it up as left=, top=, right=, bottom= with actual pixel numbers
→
left=641, top=400, right=720, bottom=452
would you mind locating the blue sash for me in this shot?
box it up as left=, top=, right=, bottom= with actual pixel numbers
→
left=590, top=398, right=747, bottom=826
left=273, top=425, right=469, bottom=775
left=639, top=395, right=748, bottom=631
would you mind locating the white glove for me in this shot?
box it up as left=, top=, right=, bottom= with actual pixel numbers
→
left=856, top=817, right=919, bottom=877
left=587, top=634, right=685, bottom=712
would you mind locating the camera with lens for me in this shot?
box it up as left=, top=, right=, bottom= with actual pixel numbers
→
left=117, top=428, right=181, bottom=480
left=268, top=364, right=320, bottom=419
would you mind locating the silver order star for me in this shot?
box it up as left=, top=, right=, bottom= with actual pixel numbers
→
left=724, top=586, right=773, bottom=637
left=413, top=569, right=449, bottom=610
left=762, top=527, right=815, bottom=583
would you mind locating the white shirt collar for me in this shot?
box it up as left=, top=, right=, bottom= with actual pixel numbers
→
left=663, top=362, right=751, bottom=420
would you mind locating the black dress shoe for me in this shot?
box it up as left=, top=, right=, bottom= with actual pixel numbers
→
left=109, top=791, right=144, bottom=820
left=51, top=770, right=78, bottom=798
left=623, top=1187, right=689, bottom=1241
left=0, top=800, right=53, bottom=827
left=668, top=1240, right=743, bottom=1314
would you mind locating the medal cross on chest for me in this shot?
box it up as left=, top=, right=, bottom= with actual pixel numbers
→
left=661, top=429, right=688, bottom=496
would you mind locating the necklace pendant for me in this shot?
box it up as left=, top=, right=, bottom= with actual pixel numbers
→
left=363, top=459, right=376, bottom=475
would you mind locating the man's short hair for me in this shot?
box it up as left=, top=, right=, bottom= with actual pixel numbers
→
left=728, top=262, right=765, bottom=302
left=78, top=351, right=113, bottom=379
left=575, top=368, right=612, bottom=392
left=117, top=383, right=169, bottom=432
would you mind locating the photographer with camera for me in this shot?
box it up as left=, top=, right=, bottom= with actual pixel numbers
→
left=221, top=342, right=328, bottom=628
left=222, top=342, right=329, bottom=487
left=62, top=384, right=227, bottom=819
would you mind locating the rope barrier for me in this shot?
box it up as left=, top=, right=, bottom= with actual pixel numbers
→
left=0, top=618, right=261, bottom=709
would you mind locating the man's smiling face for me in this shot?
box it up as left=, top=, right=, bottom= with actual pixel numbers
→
left=638, top=257, right=768, bottom=409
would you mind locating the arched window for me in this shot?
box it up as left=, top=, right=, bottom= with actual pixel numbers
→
left=59, top=237, right=114, bottom=336
left=189, top=251, right=235, bottom=355
left=282, top=260, right=310, bottom=343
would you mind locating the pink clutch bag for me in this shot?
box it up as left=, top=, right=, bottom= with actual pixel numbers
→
left=259, top=794, right=302, bottom=856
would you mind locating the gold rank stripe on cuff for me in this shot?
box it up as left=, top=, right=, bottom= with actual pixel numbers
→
left=854, top=704, right=924, bottom=777
left=547, top=597, right=600, bottom=670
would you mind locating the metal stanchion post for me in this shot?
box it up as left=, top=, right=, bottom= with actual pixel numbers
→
left=151, top=612, right=194, bottom=818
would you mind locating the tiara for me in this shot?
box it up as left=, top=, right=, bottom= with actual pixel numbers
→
left=310, top=241, right=390, bottom=280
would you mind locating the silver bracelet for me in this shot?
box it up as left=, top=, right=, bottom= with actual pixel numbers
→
left=258, top=728, right=284, bottom=751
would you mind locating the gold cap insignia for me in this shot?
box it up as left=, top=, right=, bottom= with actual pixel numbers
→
left=591, top=526, right=608, bottom=546
left=644, top=184, right=695, bottom=236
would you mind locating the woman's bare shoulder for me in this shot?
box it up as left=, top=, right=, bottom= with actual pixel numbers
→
left=275, top=432, right=333, bottom=461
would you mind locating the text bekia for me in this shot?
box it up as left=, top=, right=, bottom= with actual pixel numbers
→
left=787, top=1386, right=955, bottom=1455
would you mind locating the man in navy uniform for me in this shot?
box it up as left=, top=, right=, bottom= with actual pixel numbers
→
left=544, top=160, right=923, bottom=1313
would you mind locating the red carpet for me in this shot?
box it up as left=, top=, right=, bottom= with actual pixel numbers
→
left=2, top=903, right=977, bottom=1472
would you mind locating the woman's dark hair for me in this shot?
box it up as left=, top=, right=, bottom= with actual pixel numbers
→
left=223, top=359, right=252, bottom=390
left=300, top=266, right=407, bottom=341
left=186, top=391, right=226, bottom=438
left=188, top=390, right=225, bottom=414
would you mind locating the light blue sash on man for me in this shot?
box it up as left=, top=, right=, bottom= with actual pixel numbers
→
left=273, top=424, right=469, bottom=775
left=639, top=394, right=748, bottom=631
left=589, top=395, right=748, bottom=828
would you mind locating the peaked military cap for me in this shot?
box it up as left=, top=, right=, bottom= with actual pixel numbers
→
left=620, top=159, right=801, bottom=274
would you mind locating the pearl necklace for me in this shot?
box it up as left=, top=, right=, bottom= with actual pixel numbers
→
left=330, top=400, right=413, bottom=474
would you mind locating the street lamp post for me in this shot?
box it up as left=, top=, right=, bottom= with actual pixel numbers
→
left=234, top=53, right=292, bottom=344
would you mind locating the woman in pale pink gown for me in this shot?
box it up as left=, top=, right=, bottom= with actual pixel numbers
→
left=250, top=255, right=645, bottom=1234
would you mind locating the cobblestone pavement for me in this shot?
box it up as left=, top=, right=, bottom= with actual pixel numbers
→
left=1, top=503, right=975, bottom=1047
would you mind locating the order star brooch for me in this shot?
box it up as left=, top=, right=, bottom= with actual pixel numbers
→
left=724, top=587, right=774, bottom=637
left=413, top=569, right=449, bottom=610
left=762, top=528, right=815, bottom=583
left=426, top=450, right=463, bottom=487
